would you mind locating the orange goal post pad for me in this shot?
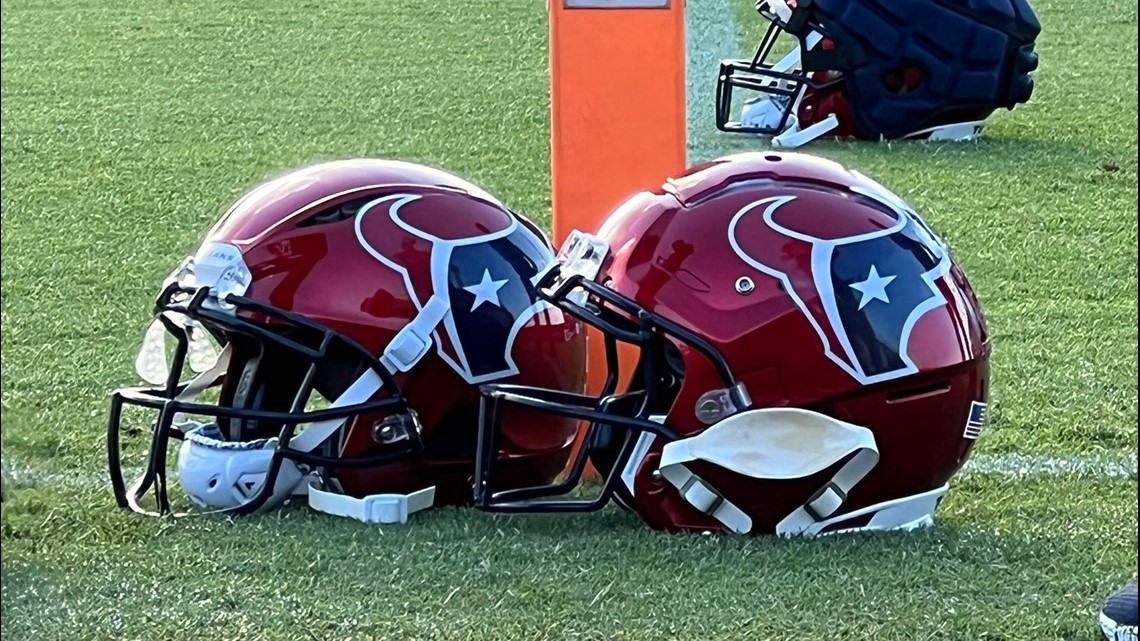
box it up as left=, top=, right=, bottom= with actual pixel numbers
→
left=549, top=0, right=688, bottom=473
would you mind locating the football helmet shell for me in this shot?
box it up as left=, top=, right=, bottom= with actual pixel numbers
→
left=475, top=152, right=990, bottom=537
left=108, top=158, right=586, bottom=520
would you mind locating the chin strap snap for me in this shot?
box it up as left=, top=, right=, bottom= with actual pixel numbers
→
left=773, top=447, right=878, bottom=537
left=656, top=464, right=754, bottom=534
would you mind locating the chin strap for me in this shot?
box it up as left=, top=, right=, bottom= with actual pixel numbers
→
left=289, top=293, right=450, bottom=454
left=771, top=113, right=840, bottom=148
left=279, top=294, right=451, bottom=523
left=378, top=294, right=450, bottom=374
left=762, top=31, right=824, bottom=90
left=304, top=481, right=436, bottom=525
left=170, top=345, right=235, bottom=428
left=178, top=345, right=234, bottom=401
left=656, top=459, right=754, bottom=534
left=654, top=408, right=880, bottom=536
left=773, top=447, right=879, bottom=537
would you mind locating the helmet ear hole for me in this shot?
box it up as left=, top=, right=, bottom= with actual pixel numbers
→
left=883, top=63, right=924, bottom=94
left=662, top=340, right=686, bottom=381
left=217, top=332, right=313, bottom=442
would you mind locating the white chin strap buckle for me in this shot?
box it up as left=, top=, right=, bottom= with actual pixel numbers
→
left=306, top=481, right=436, bottom=525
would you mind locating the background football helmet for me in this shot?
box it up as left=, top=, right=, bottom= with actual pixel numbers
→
left=476, top=152, right=991, bottom=537
left=716, top=0, right=1041, bottom=147
left=108, top=158, right=586, bottom=522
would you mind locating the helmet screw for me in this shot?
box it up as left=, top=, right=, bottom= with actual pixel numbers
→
left=372, top=410, right=422, bottom=445
left=651, top=470, right=663, bottom=482
left=735, top=276, right=755, bottom=295
left=697, top=399, right=723, bottom=423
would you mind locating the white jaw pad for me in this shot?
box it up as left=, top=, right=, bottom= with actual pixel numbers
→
left=659, top=407, right=877, bottom=481
left=176, top=423, right=304, bottom=512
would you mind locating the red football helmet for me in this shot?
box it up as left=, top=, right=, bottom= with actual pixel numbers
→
left=108, top=158, right=586, bottom=523
left=475, top=152, right=990, bottom=537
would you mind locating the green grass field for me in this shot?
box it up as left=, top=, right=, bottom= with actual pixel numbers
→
left=1, top=0, right=1137, bottom=639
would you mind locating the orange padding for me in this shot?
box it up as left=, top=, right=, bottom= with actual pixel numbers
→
left=549, top=2, right=687, bottom=477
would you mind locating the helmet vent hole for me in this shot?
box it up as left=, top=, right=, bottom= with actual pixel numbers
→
left=298, top=196, right=376, bottom=227
left=886, top=380, right=950, bottom=403
left=764, top=154, right=782, bottom=162
left=207, top=477, right=218, bottom=489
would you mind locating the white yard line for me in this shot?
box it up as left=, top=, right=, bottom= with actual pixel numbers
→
left=685, top=0, right=744, bottom=164
left=2, top=462, right=123, bottom=490
left=2, top=452, right=1134, bottom=494
left=963, top=452, right=1137, bottom=479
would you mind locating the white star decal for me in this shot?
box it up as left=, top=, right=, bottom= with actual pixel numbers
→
left=463, top=269, right=508, bottom=311
left=849, top=265, right=897, bottom=310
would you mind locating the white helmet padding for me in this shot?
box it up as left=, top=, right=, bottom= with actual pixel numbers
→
left=176, top=420, right=436, bottom=523
left=177, top=423, right=304, bottom=511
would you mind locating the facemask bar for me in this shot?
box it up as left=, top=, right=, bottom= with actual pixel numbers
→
left=474, top=341, right=676, bottom=513
left=473, top=271, right=749, bottom=513
left=107, top=282, right=414, bottom=517
left=715, top=0, right=850, bottom=145
left=716, top=20, right=810, bottom=135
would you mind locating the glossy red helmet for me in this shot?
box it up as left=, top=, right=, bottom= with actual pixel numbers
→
left=475, top=152, right=990, bottom=537
left=108, top=158, right=586, bottom=522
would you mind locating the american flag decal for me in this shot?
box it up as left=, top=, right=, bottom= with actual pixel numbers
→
left=963, top=401, right=987, bottom=440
